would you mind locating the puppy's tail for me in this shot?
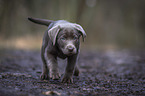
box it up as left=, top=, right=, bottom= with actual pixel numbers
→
left=28, top=17, right=54, bottom=26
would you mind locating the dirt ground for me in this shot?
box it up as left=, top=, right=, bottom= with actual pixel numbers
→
left=0, top=49, right=145, bottom=96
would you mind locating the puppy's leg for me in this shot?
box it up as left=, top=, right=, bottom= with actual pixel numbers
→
left=74, top=65, right=79, bottom=76
left=46, top=53, right=60, bottom=80
left=40, top=46, right=49, bottom=80
left=61, top=54, right=78, bottom=83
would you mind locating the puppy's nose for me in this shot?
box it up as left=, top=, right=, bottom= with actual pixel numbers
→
left=67, top=46, right=74, bottom=52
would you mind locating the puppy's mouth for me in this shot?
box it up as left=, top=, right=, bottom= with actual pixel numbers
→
left=63, top=51, right=76, bottom=56
left=66, top=52, right=74, bottom=56
left=61, top=49, right=77, bottom=56
left=61, top=45, right=77, bottom=56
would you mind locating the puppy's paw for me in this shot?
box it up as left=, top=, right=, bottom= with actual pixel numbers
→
left=61, top=75, right=73, bottom=83
left=50, top=72, right=60, bottom=80
left=40, top=72, right=49, bottom=80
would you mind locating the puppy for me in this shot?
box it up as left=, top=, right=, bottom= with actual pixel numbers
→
left=28, top=17, right=86, bottom=83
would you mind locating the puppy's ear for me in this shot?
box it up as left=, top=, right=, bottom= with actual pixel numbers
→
left=48, top=25, right=60, bottom=46
left=73, top=24, right=86, bottom=42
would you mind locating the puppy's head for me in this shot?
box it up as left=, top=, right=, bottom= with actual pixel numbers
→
left=57, top=28, right=80, bottom=56
left=48, top=21, right=86, bottom=56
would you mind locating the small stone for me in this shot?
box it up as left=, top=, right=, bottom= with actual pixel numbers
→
left=82, top=88, right=92, bottom=91
left=42, top=91, right=61, bottom=96
left=82, top=88, right=87, bottom=91
left=15, top=87, right=19, bottom=91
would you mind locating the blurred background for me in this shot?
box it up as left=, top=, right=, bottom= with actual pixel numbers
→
left=0, top=0, right=145, bottom=50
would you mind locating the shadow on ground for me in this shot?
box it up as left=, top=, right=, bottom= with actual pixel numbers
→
left=0, top=49, right=145, bottom=96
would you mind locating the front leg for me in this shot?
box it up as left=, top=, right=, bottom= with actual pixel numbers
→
left=46, top=53, right=60, bottom=80
left=61, top=54, right=78, bottom=83
left=40, top=45, right=49, bottom=80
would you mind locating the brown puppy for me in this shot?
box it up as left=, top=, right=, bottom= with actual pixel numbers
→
left=28, top=17, right=86, bottom=83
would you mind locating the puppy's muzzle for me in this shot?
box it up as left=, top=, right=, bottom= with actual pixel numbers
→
left=64, top=44, right=77, bottom=55
left=67, top=45, right=74, bottom=52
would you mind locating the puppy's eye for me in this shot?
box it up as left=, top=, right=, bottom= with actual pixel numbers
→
left=73, top=37, right=77, bottom=40
left=61, top=37, right=66, bottom=41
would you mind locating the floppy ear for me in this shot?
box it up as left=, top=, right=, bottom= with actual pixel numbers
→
left=73, top=24, right=86, bottom=42
left=48, top=25, right=60, bottom=46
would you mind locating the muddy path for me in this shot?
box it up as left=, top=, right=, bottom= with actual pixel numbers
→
left=0, top=49, right=145, bottom=96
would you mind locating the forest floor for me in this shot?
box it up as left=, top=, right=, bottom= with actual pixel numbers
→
left=0, top=49, right=145, bottom=96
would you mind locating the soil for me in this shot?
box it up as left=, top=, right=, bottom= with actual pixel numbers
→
left=0, top=49, right=145, bottom=96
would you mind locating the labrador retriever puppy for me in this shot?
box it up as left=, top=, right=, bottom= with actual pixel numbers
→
left=28, top=17, right=86, bottom=83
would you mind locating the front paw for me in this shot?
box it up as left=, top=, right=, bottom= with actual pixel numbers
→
left=61, top=75, right=73, bottom=83
left=50, top=72, right=60, bottom=80
left=40, top=72, right=49, bottom=80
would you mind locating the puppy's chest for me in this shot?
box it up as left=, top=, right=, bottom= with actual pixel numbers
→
left=57, top=51, right=67, bottom=59
left=49, top=46, right=67, bottom=59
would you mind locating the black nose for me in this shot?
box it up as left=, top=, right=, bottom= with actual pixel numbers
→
left=67, top=46, right=74, bottom=52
